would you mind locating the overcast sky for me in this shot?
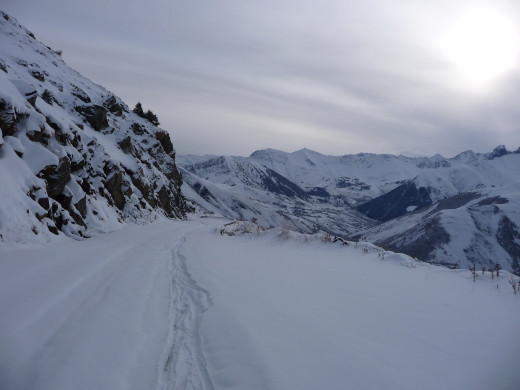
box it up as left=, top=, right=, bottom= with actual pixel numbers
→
left=4, top=0, right=520, bottom=157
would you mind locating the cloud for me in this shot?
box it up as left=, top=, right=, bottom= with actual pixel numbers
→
left=4, top=0, right=520, bottom=157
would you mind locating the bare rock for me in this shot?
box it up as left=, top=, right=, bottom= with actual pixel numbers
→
left=103, top=95, right=123, bottom=116
left=75, top=105, right=109, bottom=131
left=105, top=171, right=125, bottom=210
left=155, top=131, right=174, bottom=155
left=39, top=158, right=71, bottom=199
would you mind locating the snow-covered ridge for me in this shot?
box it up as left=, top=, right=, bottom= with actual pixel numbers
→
left=247, top=145, right=520, bottom=203
left=0, top=12, right=186, bottom=243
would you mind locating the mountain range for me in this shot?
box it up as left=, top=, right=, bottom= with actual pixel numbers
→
left=179, top=146, right=520, bottom=273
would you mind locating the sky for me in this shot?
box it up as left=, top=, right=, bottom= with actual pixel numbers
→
left=3, top=0, right=520, bottom=157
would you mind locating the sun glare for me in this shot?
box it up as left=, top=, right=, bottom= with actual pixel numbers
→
left=442, top=8, right=520, bottom=85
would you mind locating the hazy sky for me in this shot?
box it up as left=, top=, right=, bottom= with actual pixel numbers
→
left=4, top=0, right=520, bottom=157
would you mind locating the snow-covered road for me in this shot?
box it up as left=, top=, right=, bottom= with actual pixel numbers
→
left=1, top=218, right=519, bottom=390
left=0, top=220, right=212, bottom=390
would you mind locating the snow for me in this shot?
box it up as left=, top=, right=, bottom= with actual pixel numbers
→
left=0, top=220, right=209, bottom=390
left=2, top=218, right=519, bottom=390
left=186, top=224, right=520, bottom=390
left=0, top=142, right=51, bottom=244
left=20, top=135, right=59, bottom=174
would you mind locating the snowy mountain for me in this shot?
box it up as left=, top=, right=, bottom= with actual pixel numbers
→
left=0, top=12, right=186, bottom=243
left=178, top=154, right=376, bottom=237
left=179, top=146, right=520, bottom=273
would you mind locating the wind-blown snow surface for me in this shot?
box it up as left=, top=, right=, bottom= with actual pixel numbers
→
left=1, top=218, right=519, bottom=390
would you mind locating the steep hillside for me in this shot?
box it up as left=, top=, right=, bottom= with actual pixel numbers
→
left=0, top=12, right=186, bottom=243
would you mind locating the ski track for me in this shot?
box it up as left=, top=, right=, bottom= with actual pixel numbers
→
left=157, top=233, right=215, bottom=390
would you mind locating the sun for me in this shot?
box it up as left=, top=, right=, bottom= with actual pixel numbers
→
left=441, top=8, right=520, bottom=85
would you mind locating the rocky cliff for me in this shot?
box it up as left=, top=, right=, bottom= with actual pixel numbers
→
left=0, top=12, right=186, bottom=243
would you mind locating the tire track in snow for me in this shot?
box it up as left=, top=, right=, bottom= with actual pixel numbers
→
left=157, top=234, right=214, bottom=390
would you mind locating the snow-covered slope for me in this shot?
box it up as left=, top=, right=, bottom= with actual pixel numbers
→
left=357, top=186, right=520, bottom=274
left=180, top=147, right=520, bottom=272
left=0, top=12, right=186, bottom=243
left=2, top=218, right=519, bottom=390
left=178, top=155, right=375, bottom=236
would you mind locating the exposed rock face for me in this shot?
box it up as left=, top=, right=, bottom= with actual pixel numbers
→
left=40, top=158, right=71, bottom=198
left=71, top=85, right=91, bottom=103
left=155, top=131, right=174, bottom=155
left=0, top=99, right=17, bottom=136
left=496, top=216, right=520, bottom=272
left=105, top=171, right=125, bottom=210
left=374, top=216, right=450, bottom=262
left=75, top=105, right=109, bottom=131
left=103, top=95, right=123, bottom=116
left=356, top=182, right=432, bottom=222
left=118, top=136, right=133, bottom=154
left=0, top=11, right=186, bottom=242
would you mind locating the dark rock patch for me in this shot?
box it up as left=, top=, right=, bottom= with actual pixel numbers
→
left=261, top=168, right=308, bottom=199
left=496, top=216, right=520, bottom=273
left=105, top=171, right=125, bottom=210
left=476, top=196, right=509, bottom=206
left=131, top=123, right=145, bottom=135
left=308, top=187, right=329, bottom=197
left=103, top=96, right=123, bottom=116
left=39, top=158, right=71, bottom=199
left=75, top=105, right=108, bottom=131
left=71, top=85, right=91, bottom=103
left=357, top=182, right=432, bottom=222
left=118, top=136, right=133, bottom=154
left=376, top=217, right=451, bottom=262
left=155, top=131, right=174, bottom=155
left=0, top=99, right=17, bottom=136
left=30, top=70, right=45, bottom=82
